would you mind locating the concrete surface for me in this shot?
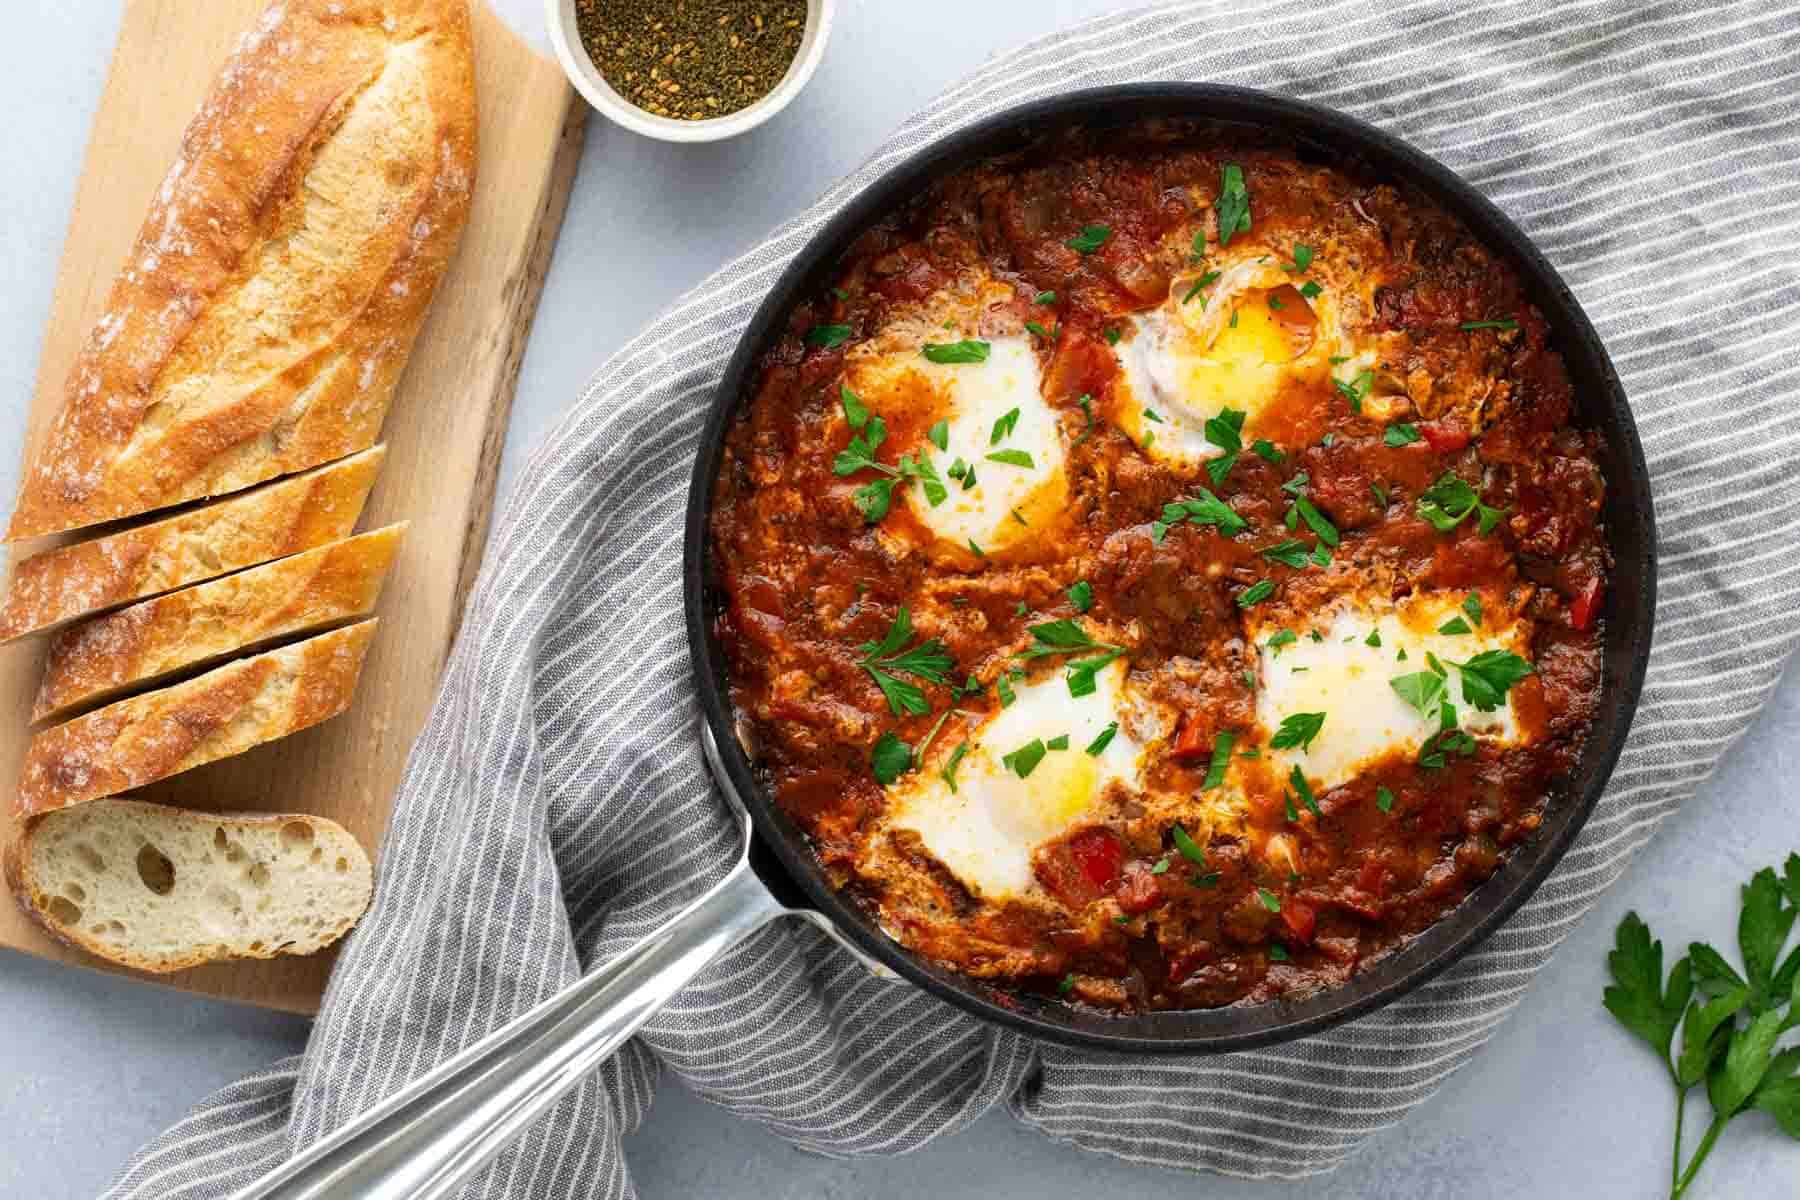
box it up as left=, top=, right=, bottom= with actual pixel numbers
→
left=1, top=2, right=1795, bottom=1197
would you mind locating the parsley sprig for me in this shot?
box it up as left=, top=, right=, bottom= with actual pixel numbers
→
left=1152, top=490, right=1249, bottom=543
left=857, top=607, right=954, bottom=716
left=1417, top=471, right=1507, bottom=535
left=1018, top=620, right=1125, bottom=698
left=833, top=387, right=947, bottom=520
left=1602, top=857, right=1800, bottom=1198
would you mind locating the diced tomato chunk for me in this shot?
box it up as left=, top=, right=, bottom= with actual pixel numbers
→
left=1569, top=577, right=1604, bottom=631
left=1115, top=862, right=1162, bottom=914
left=1420, top=422, right=1471, bottom=453
left=1171, top=718, right=1212, bottom=762
left=1069, top=828, right=1125, bottom=893
left=1280, top=897, right=1317, bottom=943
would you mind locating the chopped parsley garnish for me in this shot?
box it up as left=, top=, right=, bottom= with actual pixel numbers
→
left=1237, top=579, right=1275, bottom=608
left=1290, top=764, right=1320, bottom=816
left=806, top=324, right=852, bottom=348
left=967, top=538, right=986, bottom=558
left=1267, top=629, right=1298, bottom=652
left=922, top=339, right=991, bottom=364
left=1298, top=281, right=1322, bottom=299
left=1459, top=317, right=1519, bottom=332
left=1202, top=732, right=1235, bottom=790
left=1365, top=628, right=1382, bottom=648
left=1002, top=739, right=1047, bottom=778
left=1310, top=543, right=1332, bottom=568
left=1068, top=580, right=1094, bottom=612
left=1067, top=650, right=1125, bottom=698
left=1066, top=224, right=1112, bottom=254
left=1203, top=407, right=1246, bottom=487
left=1269, top=943, right=1291, bottom=962
left=840, top=384, right=869, bottom=429
left=990, top=406, right=1021, bottom=445
left=1172, top=824, right=1208, bottom=864
left=1376, top=785, right=1396, bottom=813
left=1216, top=164, right=1251, bottom=247
left=1334, top=370, right=1374, bottom=415
left=1259, top=887, right=1282, bottom=913
left=1270, top=712, right=1326, bottom=752
left=1025, top=320, right=1056, bottom=340
left=1456, top=649, right=1533, bottom=711
left=857, top=607, right=954, bottom=716
left=1370, top=480, right=1390, bottom=507
left=941, top=741, right=969, bottom=791
left=1391, top=670, right=1447, bottom=716
left=1182, top=269, right=1222, bottom=305
left=1034, top=290, right=1057, bottom=305
left=1143, top=407, right=1165, bottom=423
left=1292, top=496, right=1341, bottom=547
left=1385, top=423, right=1421, bottom=447
left=1263, top=539, right=1310, bottom=569
left=1013, top=601, right=1028, bottom=617
left=1046, top=734, right=1070, bottom=751
left=1268, top=295, right=1286, bottom=311
left=1252, top=439, right=1284, bottom=464
left=995, top=669, right=1017, bottom=706
left=1438, top=616, right=1473, bottom=636
left=1057, top=972, right=1076, bottom=995
left=1152, top=489, right=1249, bottom=542
left=1074, top=393, right=1096, bottom=446
left=1463, top=593, right=1483, bottom=627
left=986, top=449, right=1035, bottom=468
left=1085, top=722, right=1118, bottom=755
left=1151, top=858, right=1171, bottom=875
left=1417, top=471, right=1506, bottom=535
left=871, top=732, right=912, bottom=784
left=1103, top=327, right=1121, bottom=345
left=927, top=420, right=949, bottom=451
left=1283, top=244, right=1315, bottom=273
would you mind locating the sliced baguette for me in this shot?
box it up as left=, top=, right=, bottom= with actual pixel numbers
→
left=34, top=523, right=405, bottom=723
left=5, top=0, right=476, bottom=541
left=0, top=445, right=384, bottom=643
left=16, top=621, right=377, bottom=819
left=6, top=798, right=372, bottom=973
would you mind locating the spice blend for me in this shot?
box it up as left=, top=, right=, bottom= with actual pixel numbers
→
left=575, top=0, right=808, bottom=121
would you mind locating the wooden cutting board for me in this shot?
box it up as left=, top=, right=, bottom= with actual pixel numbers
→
left=0, top=1, right=585, bottom=1013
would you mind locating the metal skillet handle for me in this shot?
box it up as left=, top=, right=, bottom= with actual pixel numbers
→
left=226, top=723, right=809, bottom=1200
left=227, top=856, right=785, bottom=1200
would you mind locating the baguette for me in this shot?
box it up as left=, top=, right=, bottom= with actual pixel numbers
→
left=5, top=0, right=476, bottom=541
left=0, top=445, right=383, bottom=643
left=6, top=798, right=372, bottom=973
left=34, top=523, right=406, bottom=723
left=16, top=621, right=377, bottom=819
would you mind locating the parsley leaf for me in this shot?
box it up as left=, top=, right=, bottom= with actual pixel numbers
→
left=1292, top=496, right=1341, bottom=547
left=927, top=420, right=949, bottom=451
left=871, top=732, right=913, bottom=784
left=1172, top=824, right=1208, bottom=864
left=1002, top=739, right=1048, bottom=778
left=1262, top=539, right=1310, bottom=569
left=1237, top=579, right=1275, bottom=608
left=1259, top=887, right=1282, bottom=913
left=941, top=741, right=969, bottom=792
left=1438, top=616, right=1472, bottom=636
left=1289, top=764, right=1319, bottom=816
left=1376, top=785, right=1395, bottom=813
left=1066, top=650, right=1125, bottom=698
left=1252, top=439, right=1284, bottom=464
left=1270, top=712, right=1326, bottom=752
left=923, top=339, right=990, bottom=364
left=1202, top=732, right=1235, bottom=790
left=1283, top=243, right=1314, bottom=273
left=1066, top=224, right=1112, bottom=254
left=1462, top=593, right=1484, bottom=627
left=1216, top=164, right=1251, bottom=247
left=840, top=385, right=869, bottom=430
left=1085, top=722, right=1119, bottom=756
left=1454, top=649, right=1532, bottom=712
left=1182, top=269, right=1222, bottom=305
left=1034, top=290, right=1057, bottom=305
left=1152, top=490, right=1249, bottom=542
left=1068, top=580, right=1094, bottom=612
left=1459, top=317, right=1519, bottom=332
left=1416, top=471, right=1503, bottom=536
left=1334, top=370, right=1374, bottom=414
left=1605, top=912, right=1693, bottom=1069
left=807, top=324, right=852, bottom=348
left=1026, top=321, right=1056, bottom=340
left=856, top=608, right=954, bottom=716
left=990, top=407, right=1021, bottom=445
left=1385, top=423, right=1421, bottom=447
left=986, top=449, right=1035, bottom=468
left=1391, top=670, right=1447, bottom=716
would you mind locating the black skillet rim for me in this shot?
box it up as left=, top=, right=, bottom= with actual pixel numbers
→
left=683, top=83, right=1656, bottom=1054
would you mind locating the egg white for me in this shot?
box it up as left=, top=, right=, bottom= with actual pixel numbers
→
left=1250, top=591, right=1531, bottom=794
left=883, top=658, right=1147, bottom=903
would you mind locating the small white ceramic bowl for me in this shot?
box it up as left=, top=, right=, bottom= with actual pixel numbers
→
left=546, top=0, right=835, bottom=143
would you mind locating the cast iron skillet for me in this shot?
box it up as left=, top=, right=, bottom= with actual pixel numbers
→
left=684, top=83, right=1656, bottom=1055
left=233, top=84, right=1655, bottom=1200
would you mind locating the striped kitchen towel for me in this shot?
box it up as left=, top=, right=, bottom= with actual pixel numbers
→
left=106, top=1, right=1800, bottom=1195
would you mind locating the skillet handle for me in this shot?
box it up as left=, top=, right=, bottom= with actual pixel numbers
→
left=227, top=858, right=786, bottom=1200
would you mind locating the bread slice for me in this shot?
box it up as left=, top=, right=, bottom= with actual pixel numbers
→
left=0, top=445, right=384, bottom=643
left=6, top=798, right=372, bottom=973
left=34, top=523, right=404, bottom=723
left=16, top=621, right=377, bottom=819
left=5, top=0, right=476, bottom=541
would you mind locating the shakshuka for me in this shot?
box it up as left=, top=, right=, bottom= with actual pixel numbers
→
left=709, top=121, right=1609, bottom=1011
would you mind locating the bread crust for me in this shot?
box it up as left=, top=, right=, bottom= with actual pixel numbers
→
left=34, top=523, right=406, bottom=722
left=6, top=0, right=476, bottom=540
left=16, top=621, right=377, bottom=818
left=6, top=798, right=373, bottom=973
left=0, top=445, right=384, bottom=644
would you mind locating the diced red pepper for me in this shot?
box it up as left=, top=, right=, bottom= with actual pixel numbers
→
left=1115, top=862, right=1163, bottom=915
left=1171, top=718, right=1212, bottom=762
left=1569, top=577, right=1604, bottom=631
left=1068, top=828, right=1125, bottom=893
left=1420, top=422, right=1471, bottom=453
left=1280, top=897, right=1317, bottom=943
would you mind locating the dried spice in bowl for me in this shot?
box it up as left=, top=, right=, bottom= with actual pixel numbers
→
left=575, top=0, right=808, bottom=122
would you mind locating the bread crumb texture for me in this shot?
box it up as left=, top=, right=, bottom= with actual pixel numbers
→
left=7, top=798, right=372, bottom=972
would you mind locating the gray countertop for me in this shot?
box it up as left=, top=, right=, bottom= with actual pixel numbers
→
left=1, top=2, right=1795, bottom=1197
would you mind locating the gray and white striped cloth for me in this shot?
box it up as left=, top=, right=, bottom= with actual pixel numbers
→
left=105, top=1, right=1800, bottom=1195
